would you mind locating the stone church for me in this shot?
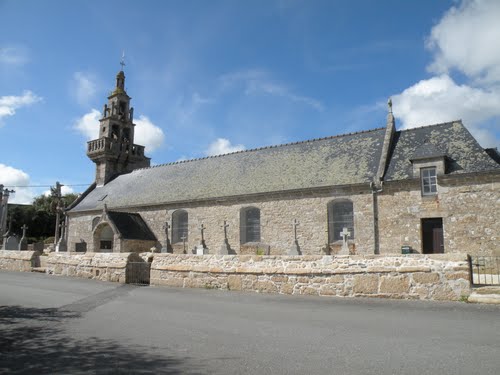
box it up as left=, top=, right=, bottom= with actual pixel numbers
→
left=66, top=70, right=500, bottom=256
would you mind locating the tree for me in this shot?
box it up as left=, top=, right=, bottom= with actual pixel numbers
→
left=7, top=191, right=79, bottom=242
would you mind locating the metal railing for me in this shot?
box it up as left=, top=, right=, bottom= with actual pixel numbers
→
left=126, top=262, right=151, bottom=285
left=467, top=255, right=500, bottom=287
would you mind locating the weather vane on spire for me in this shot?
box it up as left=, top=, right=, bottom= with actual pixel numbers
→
left=120, top=51, right=126, bottom=71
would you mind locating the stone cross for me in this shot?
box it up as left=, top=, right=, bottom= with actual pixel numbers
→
left=198, top=223, right=206, bottom=243
left=221, top=221, right=229, bottom=240
left=288, top=219, right=301, bottom=255
left=339, top=227, right=351, bottom=255
left=292, top=219, right=299, bottom=241
left=218, top=221, right=230, bottom=255
left=161, top=222, right=171, bottom=253
left=19, top=225, right=28, bottom=250
left=181, top=236, right=187, bottom=253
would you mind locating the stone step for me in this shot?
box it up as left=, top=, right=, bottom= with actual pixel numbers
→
left=468, top=286, right=500, bottom=304
left=31, top=267, right=46, bottom=273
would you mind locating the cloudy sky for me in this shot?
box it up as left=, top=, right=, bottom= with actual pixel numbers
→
left=1, top=0, right=499, bottom=203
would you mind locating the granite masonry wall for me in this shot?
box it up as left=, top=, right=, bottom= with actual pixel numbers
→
left=67, top=173, right=500, bottom=256
left=68, top=188, right=376, bottom=255
left=378, top=175, right=500, bottom=255
left=0, top=250, right=40, bottom=272
left=150, top=254, right=471, bottom=301
left=45, top=252, right=143, bottom=283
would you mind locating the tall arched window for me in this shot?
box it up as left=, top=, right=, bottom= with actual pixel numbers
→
left=240, top=207, right=261, bottom=243
left=172, top=210, right=188, bottom=244
left=328, top=200, right=354, bottom=243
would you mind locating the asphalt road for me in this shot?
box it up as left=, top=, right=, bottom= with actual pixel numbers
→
left=0, top=271, right=499, bottom=375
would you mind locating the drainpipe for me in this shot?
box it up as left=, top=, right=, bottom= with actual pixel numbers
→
left=370, top=181, right=383, bottom=255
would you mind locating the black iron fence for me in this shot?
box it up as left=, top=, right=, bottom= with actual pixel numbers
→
left=126, top=262, right=151, bottom=285
left=467, top=255, right=500, bottom=287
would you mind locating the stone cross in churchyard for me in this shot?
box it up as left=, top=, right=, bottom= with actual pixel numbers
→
left=339, top=227, right=351, bottom=255
left=218, top=220, right=231, bottom=255
left=195, top=223, right=208, bottom=255
left=161, top=221, right=172, bottom=253
left=18, top=224, right=28, bottom=250
left=322, top=228, right=330, bottom=255
left=56, top=221, right=67, bottom=252
left=181, top=236, right=187, bottom=254
left=288, top=219, right=301, bottom=255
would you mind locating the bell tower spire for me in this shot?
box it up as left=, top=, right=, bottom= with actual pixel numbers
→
left=86, top=65, right=150, bottom=186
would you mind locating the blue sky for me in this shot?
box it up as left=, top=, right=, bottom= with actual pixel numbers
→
left=1, top=0, right=499, bottom=203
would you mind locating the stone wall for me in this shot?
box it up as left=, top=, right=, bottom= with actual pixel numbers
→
left=45, top=252, right=143, bottom=283
left=378, top=175, right=500, bottom=255
left=0, top=250, right=40, bottom=272
left=150, top=254, right=470, bottom=301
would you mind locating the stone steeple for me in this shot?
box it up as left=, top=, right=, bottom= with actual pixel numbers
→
left=87, top=70, right=150, bottom=186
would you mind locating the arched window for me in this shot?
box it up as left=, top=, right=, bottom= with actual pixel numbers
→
left=240, top=207, right=261, bottom=243
left=172, top=210, right=188, bottom=244
left=328, top=200, right=354, bottom=243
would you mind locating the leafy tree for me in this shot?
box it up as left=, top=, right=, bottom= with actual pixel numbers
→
left=6, top=192, right=79, bottom=243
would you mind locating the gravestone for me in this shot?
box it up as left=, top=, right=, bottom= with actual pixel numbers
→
left=74, top=241, right=87, bottom=253
left=288, top=219, right=301, bottom=255
left=338, top=227, right=351, bottom=255
left=18, top=225, right=28, bottom=250
left=5, top=235, right=19, bottom=250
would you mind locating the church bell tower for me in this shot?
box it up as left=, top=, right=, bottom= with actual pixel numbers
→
left=87, top=69, right=150, bottom=186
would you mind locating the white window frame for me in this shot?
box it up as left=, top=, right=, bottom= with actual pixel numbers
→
left=421, top=167, right=437, bottom=196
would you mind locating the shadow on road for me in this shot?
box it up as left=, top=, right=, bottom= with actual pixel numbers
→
left=0, top=305, right=202, bottom=374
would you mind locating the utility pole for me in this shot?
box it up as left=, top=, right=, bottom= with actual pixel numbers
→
left=0, top=185, right=15, bottom=238
left=54, top=181, right=63, bottom=247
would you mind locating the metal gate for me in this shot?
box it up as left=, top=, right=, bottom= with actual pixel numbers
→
left=467, top=255, right=500, bottom=287
left=126, top=262, right=151, bottom=285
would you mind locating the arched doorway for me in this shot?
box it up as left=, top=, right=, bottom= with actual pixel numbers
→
left=94, top=223, right=114, bottom=252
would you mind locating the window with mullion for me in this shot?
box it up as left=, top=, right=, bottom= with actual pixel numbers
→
left=421, top=167, right=437, bottom=195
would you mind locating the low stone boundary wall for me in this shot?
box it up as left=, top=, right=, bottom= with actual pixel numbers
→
left=150, top=254, right=470, bottom=301
left=46, top=252, right=144, bottom=283
left=0, top=250, right=40, bottom=272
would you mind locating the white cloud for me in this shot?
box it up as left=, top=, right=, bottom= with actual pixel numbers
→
left=205, top=138, right=245, bottom=156
left=426, top=0, right=500, bottom=84
left=73, top=109, right=100, bottom=140
left=219, top=69, right=324, bottom=111
left=0, top=91, right=42, bottom=125
left=0, top=46, right=29, bottom=66
left=0, top=164, right=34, bottom=204
left=73, top=110, right=165, bottom=152
left=392, top=0, right=500, bottom=148
left=134, top=115, right=165, bottom=152
left=72, top=72, right=98, bottom=106
left=392, top=75, right=500, bottom=147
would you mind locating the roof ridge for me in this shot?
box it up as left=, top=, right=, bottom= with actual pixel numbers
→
left=398, top=120, right=462, bottom=133
left=136, top=126, right=387, bottom=171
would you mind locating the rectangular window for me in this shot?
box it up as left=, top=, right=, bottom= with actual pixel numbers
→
left=421, top=167, right=437, bottom=195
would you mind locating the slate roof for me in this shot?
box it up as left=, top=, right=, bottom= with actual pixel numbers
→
left=70, top=121, right=499, bottom=213
left=71, top=128, right=386, bottom=212
left=107, top=211, right=156, bottom=241
left=384, top=121, right=500, bottom=181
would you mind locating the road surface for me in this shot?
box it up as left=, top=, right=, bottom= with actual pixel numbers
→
left=0, top=270, right=499, bottom=374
